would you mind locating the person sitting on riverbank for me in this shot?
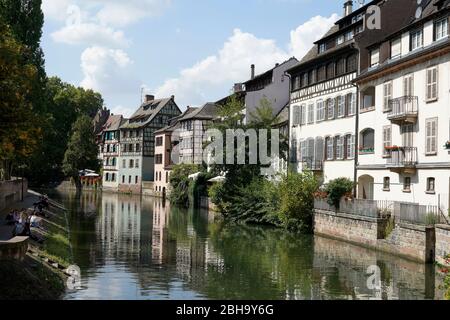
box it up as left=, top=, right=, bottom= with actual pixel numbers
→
left=5, top=211, right=15, bottom=225
left=30, top=213, right=42, bottom=229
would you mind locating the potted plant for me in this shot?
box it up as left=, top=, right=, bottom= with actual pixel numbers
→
left=444, top=141, right=450, bottom=150
left=385, top=145, right=400, bottom=151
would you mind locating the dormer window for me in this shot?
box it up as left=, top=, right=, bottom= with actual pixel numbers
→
left=319, top=43, right=326, bottom=53
left=390, top=37, right=401, bottom=59
left=336, top=35, right=344, bottom=46
left=370, top=48, right=380, bottom=67
left=434, top=18, right=449, bottom=41
left=345, top=30, right=354, bottom=41
left=410, top=28, right=423, bottom=51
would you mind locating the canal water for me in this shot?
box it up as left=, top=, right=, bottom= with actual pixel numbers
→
left=46, top=190, right=443, bottom=300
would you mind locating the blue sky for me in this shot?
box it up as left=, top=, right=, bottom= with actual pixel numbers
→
left=41, top=0, right=348, bottom=117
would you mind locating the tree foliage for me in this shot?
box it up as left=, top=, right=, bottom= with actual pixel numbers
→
left=62, top=115, right=100, bottom=189
left=0, top=19, right=41, bottom=180
left=169, top=164, right=201, bottom=207
left=324, top=177, right=355, bottom=209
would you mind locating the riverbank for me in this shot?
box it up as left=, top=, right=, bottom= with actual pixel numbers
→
left=0, top=190, right=72, bottom=300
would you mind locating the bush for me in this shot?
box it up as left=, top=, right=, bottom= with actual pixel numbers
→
left=324, top=177, right=354, bottom=209
left=169, top=164, right=201, bottom=207
left=277, top=171, right=319, bottom=233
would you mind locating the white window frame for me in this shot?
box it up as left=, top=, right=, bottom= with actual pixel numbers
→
left=426, top=66, right=438, bottom=102
left=300, top=104, right=307, bottom=125
left=336, top=136, right=344, bottom=160
left=370, top=48, right=380, bottom=67
left=316, top=100, right=325, bottom=122
left=383, top=81, right=393, bottom=112
left=347, top=93, right=356, bottom=116
left=425, top=118, right=438, bottom=155
left=403, top=74, right=414, bottom=96
left=337, top=96, right=345, bottom=118
left=326, top=137, right=334, bottom=161
left=390, top=37, right=402, bottom=59
left=327, top=99, right=335, bottom=120
left=307, top=103, right=315, bottom=124
left=346, top=135, right=355, bottom=159
left=435, top=18, right=449, bottom=41
left=382, top=125, right=392, bottom=157
left=410, top=28, right=423, bottom=51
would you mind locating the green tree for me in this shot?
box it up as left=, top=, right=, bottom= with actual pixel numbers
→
left=0, top=19, right=41, bottom=180
left=324, top=177, right=355, bottom=209
left=169, top=164, right=201, bottom=207
left=62, top=115, right=100, bottom=190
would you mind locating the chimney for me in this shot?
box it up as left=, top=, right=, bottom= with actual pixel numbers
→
left=171, top=95, right=175, bottom=100
left=145, top=94, right=155, bottom=102
left=344, top=0, right=353, bottom=16
left=251, top=64, right=255, bottom=80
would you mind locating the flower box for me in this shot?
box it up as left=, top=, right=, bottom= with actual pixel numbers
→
left=385, top=146, right=400, bottom=151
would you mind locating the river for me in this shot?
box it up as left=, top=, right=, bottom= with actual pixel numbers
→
left=44, top=190, right=444, bottom=300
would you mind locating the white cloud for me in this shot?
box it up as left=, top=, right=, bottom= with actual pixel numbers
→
left=80, top=46, right=137, bottom=95
left=289, top=14, right=340, bottom=58
left=154, top=14, right=337, bottom=108
left=51, top=23, right=130, bottom=47
left=41, top=0, right=71, bottom=21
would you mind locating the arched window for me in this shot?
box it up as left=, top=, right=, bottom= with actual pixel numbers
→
left=360, top=128, right=375, bottom=153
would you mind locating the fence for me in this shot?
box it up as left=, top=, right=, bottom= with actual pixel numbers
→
left=396, top=202, right=446, bottom=226
left=314, top=198, right=335, bottom=212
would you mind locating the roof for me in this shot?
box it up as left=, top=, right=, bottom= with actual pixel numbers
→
left=180, top=103, right=218, bottom=121
left=102, top=115, right=124, bottom=132
left=121, top=97, right=178, bottom=129
left=154, top=107, right=198, bottom=134
left=273, top=103, right=289, bottom=126
left=243, top=57, right=298, bottom=85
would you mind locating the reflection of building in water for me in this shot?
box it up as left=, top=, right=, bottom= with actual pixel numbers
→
left=312, top=236, right=442, bottom=300
left=97, top=193, right=142, bottom=259
left=76, top=191, right=101, bottom=216
left=152, top=200, right=170, bottom=264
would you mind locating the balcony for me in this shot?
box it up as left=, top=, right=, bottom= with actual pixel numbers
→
left=386, top=147, right=418, bottom=174
left=387, top=96, right=418, bottom=125
left=301, top=158, right=323, bottom=172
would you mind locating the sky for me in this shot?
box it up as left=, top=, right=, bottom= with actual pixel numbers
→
left=41, top=0, right=351, bottom=117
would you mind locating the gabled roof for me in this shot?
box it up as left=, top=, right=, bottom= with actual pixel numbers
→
left=102, top=115, right=125, bottom=132
left=243, top=57, right=298, bottom=85
left=120, top=97, right=178, bottom=129
left=180, top=103, right=218, bottom=121
left=154, top=107, right=198, bottom=135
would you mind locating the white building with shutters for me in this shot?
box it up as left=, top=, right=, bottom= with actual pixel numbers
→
left=287, top=4, right=360, bottom=183
left=355, top=1, right=450, bottom=212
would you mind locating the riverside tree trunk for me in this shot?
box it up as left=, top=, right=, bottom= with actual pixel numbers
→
left=1, top=160, right=13, bottom=181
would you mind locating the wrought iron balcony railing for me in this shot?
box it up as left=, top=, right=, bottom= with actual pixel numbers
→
left=387, top=96, right=418, bottom=124
left=302, top=158, right=323, bottom=172
left=386, top=147, right=418, bottom=170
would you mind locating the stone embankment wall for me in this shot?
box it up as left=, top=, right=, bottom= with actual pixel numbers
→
left=435, top=224, right=450, bottom=266
left=314, top=209, right=437, bottom=263
left=0, top=179, right=28, bottom=211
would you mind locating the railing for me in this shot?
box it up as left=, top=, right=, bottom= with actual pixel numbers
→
left=302, top=158, right=323, bottom=171
left=386, top=147, right=418, bottom=167
left=397, top=202, right=444, bottom=226
left=339, top=199, right=379, bottom=218
left=314, top=198, right=335, bottom=212
left=387, top=96, right=418, bottom=120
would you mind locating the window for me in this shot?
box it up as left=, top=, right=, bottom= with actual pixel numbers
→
left=293, top=76, right=301, bottom=90
left=335, top=136, right=344, bottom=160
left=293, top=105, right=300, bottom=126
left=383, top=81, right=393, bottom=112
left=315, top=137, right=324, bottom=162
left=111, top=173, right=116, bottom=182
left=135, top=176, right=139, bottom=184
left=434, top=18, right=449, bottom=41
left=337, top=58, right=346, bottom=75
left=426, top=66, right=438, bottom=101
left=300, top=140, right=307, bottom=161
left=345, top=30, right=354, bottom=41
left=166, top=172, right=169, bottom=183
left=129, top=176, right=132, bottom=184
left=347, top=93, right=356, bottom=116
left=337, top=96, right=345, bottom=118
left=425, top=118, right=438, bottom=155
left=319, top=43, right=326, bottom=53
left=316, top=100, right=325, bottom=121
left=309, top=70, right=316, bottom=85
left=326, top=98, right=335, bottom=120
left=370, top=48, right=380, bottom=67
left=135, top=159, right=139, bottom=168
left=122, top=159, right=126, bottom=169
left=156, top=154, right=163, bottom=164
left=346, top=135, right=355, bottom=159
left=382, top=126, right=392, bottom=157
left=156, top=137, right=163, bottom=146
left=347, top=54, right=357, bottom=72
left=427, top=178, right=436, bottom=193
left=302, top=73, right=308, bottom=87
left=300, top=104, right=307, bottom=125
left=129, top=159, right=134, bottom=168
left=390, top=38, right=402, bottom=59
left=401, top=124, right=415, bottom=147
left=362, top=87, right=375, bottom=110
left=317, top=66, right=326, bottom=81
left=383, top=177, right=391, bottom=191
left=122, top=175, right=125, bottom=183
left=336, top=35, right=344, bottom=46
left=105, top=173, right=110, bottom=182
left=410, top=29, right=423, bottom=51
left=404, top=74, right=414, bottom=96
left=326, top=137, right=334, bottom=160
left=307, top=104, right=314, bottom=124
left=327, top=63, right=335, bottom=78
left=403, top=177, right=411, bottom=192
left=360, top=129, right=375, bottom=153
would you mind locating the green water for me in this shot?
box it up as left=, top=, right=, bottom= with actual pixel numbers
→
left=45, top=190, right=443, bottom=300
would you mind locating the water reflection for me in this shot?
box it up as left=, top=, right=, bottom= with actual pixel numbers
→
left=45, top=190, right=444, bottom=300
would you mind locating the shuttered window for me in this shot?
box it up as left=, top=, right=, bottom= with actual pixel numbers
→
left=307, top=103, right=315, bottom=124
left=404, top=74, right=414, bottom=96
left=426, top=66, right=438, bottom=101
left=300, top=104, right=307, bottom=125
left=293, top=105, right=300, bottom=125
left=383, top=81, right=393, bottom=112
left=382, top=126, right=392, bottom=157
left=425, top=118, right=438, bottom=155
left=347, top=93, right=356, bottom=116
left=434, top=18, right=449, bottom=41
left=346, top=135, right=355, bottom=159
left=315, top=137, right=324, bottom=161
left=316, top=100, right=325, bottom=121
left=410, top=29, right=423, bottom=51
left=335, top=136, right=344, bottom=160
left=326, top=137, right=334, bottom=160
left=370, top=48, right=380, bottom=67
left=327, top=98, right=335, bottom=120
left=391, top=37, right=402, bottom=59
left=337, top=96, right=345, bottom=118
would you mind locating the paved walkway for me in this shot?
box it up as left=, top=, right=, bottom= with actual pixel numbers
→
left=0, top=192, right=39, bottom=241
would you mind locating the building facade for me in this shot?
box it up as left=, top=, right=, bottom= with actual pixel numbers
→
left=287, top=3, right=361, bottom=183
left=118, top=95, right=181, bottom=193
left=355, top=0, right=450, bottom=211
left=99, top=115, right=125, bottom=191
